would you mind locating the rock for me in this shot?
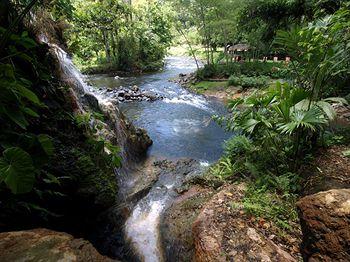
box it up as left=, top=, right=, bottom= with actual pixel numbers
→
left=192, top=184, right=297, bottom=262
left=95, top=100, right=152, bottom=162
left=172, top=72, right=198, bottom=87
left=161, top=186, right=213, bottom=262
left=111, top=86, right=162, bottom=103
left=0, top=229, right=116, bottom=262
left=332, top=104, right=350, bottom=127
left=297, top=189, right=350, bottom=261
left=83, top=93, right=101, bottom=112
left=143, top=91, right=158, bottom=101
left=134, top=127, right=153, bottom=150
left=131, top=85, right=139, bottom=92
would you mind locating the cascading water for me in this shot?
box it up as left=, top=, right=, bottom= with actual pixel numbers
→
left=40, top=34, right=229, bottom=261
left=39, top=35, right=150, bottom=164
left=87, top=57, right=230, bottom=261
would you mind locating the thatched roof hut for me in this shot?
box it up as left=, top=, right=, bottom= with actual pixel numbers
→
left=228, top=44, right=250, bottom=52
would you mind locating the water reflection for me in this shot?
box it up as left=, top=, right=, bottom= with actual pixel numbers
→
left=87, top=56, right=230, bottom=162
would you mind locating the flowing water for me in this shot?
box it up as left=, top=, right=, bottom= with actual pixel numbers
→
left=87, top=57, right=230, bottom=163
left=46, top=44, right=230, bottom=262
left=87, top=57, right=230, bottom=261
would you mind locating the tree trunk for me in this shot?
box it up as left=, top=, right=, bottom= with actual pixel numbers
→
left=199, top=5, right=210, bottom=65
left=102, top=29, right=111, bottom=63
left=177, top=27, right=200, bottom=70
left=110, top=31, right=117, bottom=58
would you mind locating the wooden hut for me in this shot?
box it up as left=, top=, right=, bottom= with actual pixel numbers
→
left=227, top=44, right=250, bottom=61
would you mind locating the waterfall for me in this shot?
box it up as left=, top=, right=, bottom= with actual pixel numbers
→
left=39, top=34, right=151, bottom=165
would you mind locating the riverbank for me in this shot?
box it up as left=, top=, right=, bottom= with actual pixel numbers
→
left=172, top=73, right=255, bottom=103
left=80, top=62, right=164, bottom=76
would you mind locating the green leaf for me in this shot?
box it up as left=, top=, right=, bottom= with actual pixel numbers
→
left=22, top=107, right=39, bottom=117
left=5, top=108, right=29, bottom=129
left=111, top=155, right=122, bottom=167
left=0, top=147, right=36, bottom=194
left=342, top=150, right=350, bottom=157
left=242, top=118, right=260, bottom=133
left=37, top=134, right=54, bottom=156
left=43, top=173, right=60, bottom=185
left=316, top=101, right=336, bottom=120
left=323, top=97, right=348, bottom=105
left=17, top=85, right=41, bottom=105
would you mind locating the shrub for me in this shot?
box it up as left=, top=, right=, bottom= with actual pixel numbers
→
left=196, top=64, right=219, bottom=79
left=227, top=75, right=269, bottom=88
left=197, top=62, right=289, bottom=80
left=238, top=62, right=291, bottom=78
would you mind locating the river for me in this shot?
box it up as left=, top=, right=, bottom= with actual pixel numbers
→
left=87, top=57, right=230, bottom=163
left=87, top=56, right=230, bottom=261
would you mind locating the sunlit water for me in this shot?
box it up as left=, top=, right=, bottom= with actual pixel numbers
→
left=87, top=57, right=230, bottom=261
left=87, top=57, right=230, bottom=162
left=44, top=38, right=230, bottom=261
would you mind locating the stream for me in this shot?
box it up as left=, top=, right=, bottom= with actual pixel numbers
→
left=87, top=57, right=229, bottom=162
left=87, top=57, right=230, bottom=261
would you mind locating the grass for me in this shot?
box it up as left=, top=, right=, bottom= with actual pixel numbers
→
left=190, top=81, right=228, bottom=94
left=240, top=184, right=298, bottom=232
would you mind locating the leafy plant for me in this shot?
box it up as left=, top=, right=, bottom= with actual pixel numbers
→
left=196, top=62, right=289, bottom=80
left=0, top=147, right=36, bottom=194
left=241, top=183, right=298, bottom=232
left=274, top=7, right=350, bottom=99
left=227, top=75, right=269, bottom=89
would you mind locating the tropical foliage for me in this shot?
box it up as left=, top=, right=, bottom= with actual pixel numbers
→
left=0, top=0, right=121, bottom=223
left=214, top=6, right=349, bottom=195
left=67, top=0, right=173, bottom=72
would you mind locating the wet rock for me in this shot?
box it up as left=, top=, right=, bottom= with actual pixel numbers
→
left=161, top=186, right=213, bottom=262
left=124, top=158, right=202, bottom=261
left=297, top=189, right=350, bottom=261
left=172, top=72, right=198, bottom=87
left=96, top=101, right=152, bottom=161
left=131, top=127, right=153, bottom=153
left=0, top=229, right=116, bottom=262
left=83, top=92, right=101, bottom=112
left=131, top=85, right=139, bottom=92
left=143, top=91, right=158, bottom=101
left=110, top=86, right=162, bottom=103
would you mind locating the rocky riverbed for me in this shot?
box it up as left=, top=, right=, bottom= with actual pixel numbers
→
left=97, top=85, right=163, bottom=103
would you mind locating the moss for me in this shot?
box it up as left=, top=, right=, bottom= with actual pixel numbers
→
left=68, top=141, right=118, bottom=208
left=161, top=190, right=213, bottom=262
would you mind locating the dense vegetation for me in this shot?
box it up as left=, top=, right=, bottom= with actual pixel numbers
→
left=1, top=0, right=350, bottom=258
left=67, top=0, right=172, bottom=72
left=170, top=0, right=350, bottom=63
left=196, top=2, right=350, bottom=232
left=0, top=0, right=121, bottom=234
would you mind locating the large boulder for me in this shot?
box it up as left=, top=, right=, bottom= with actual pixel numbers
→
left=192, top=184, right=297, bottom=262
left=0, top=228, right=116, bottom=262
left=297, top=189, right=350, bottom=261
left=161, top=186, right=213, bottom=262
